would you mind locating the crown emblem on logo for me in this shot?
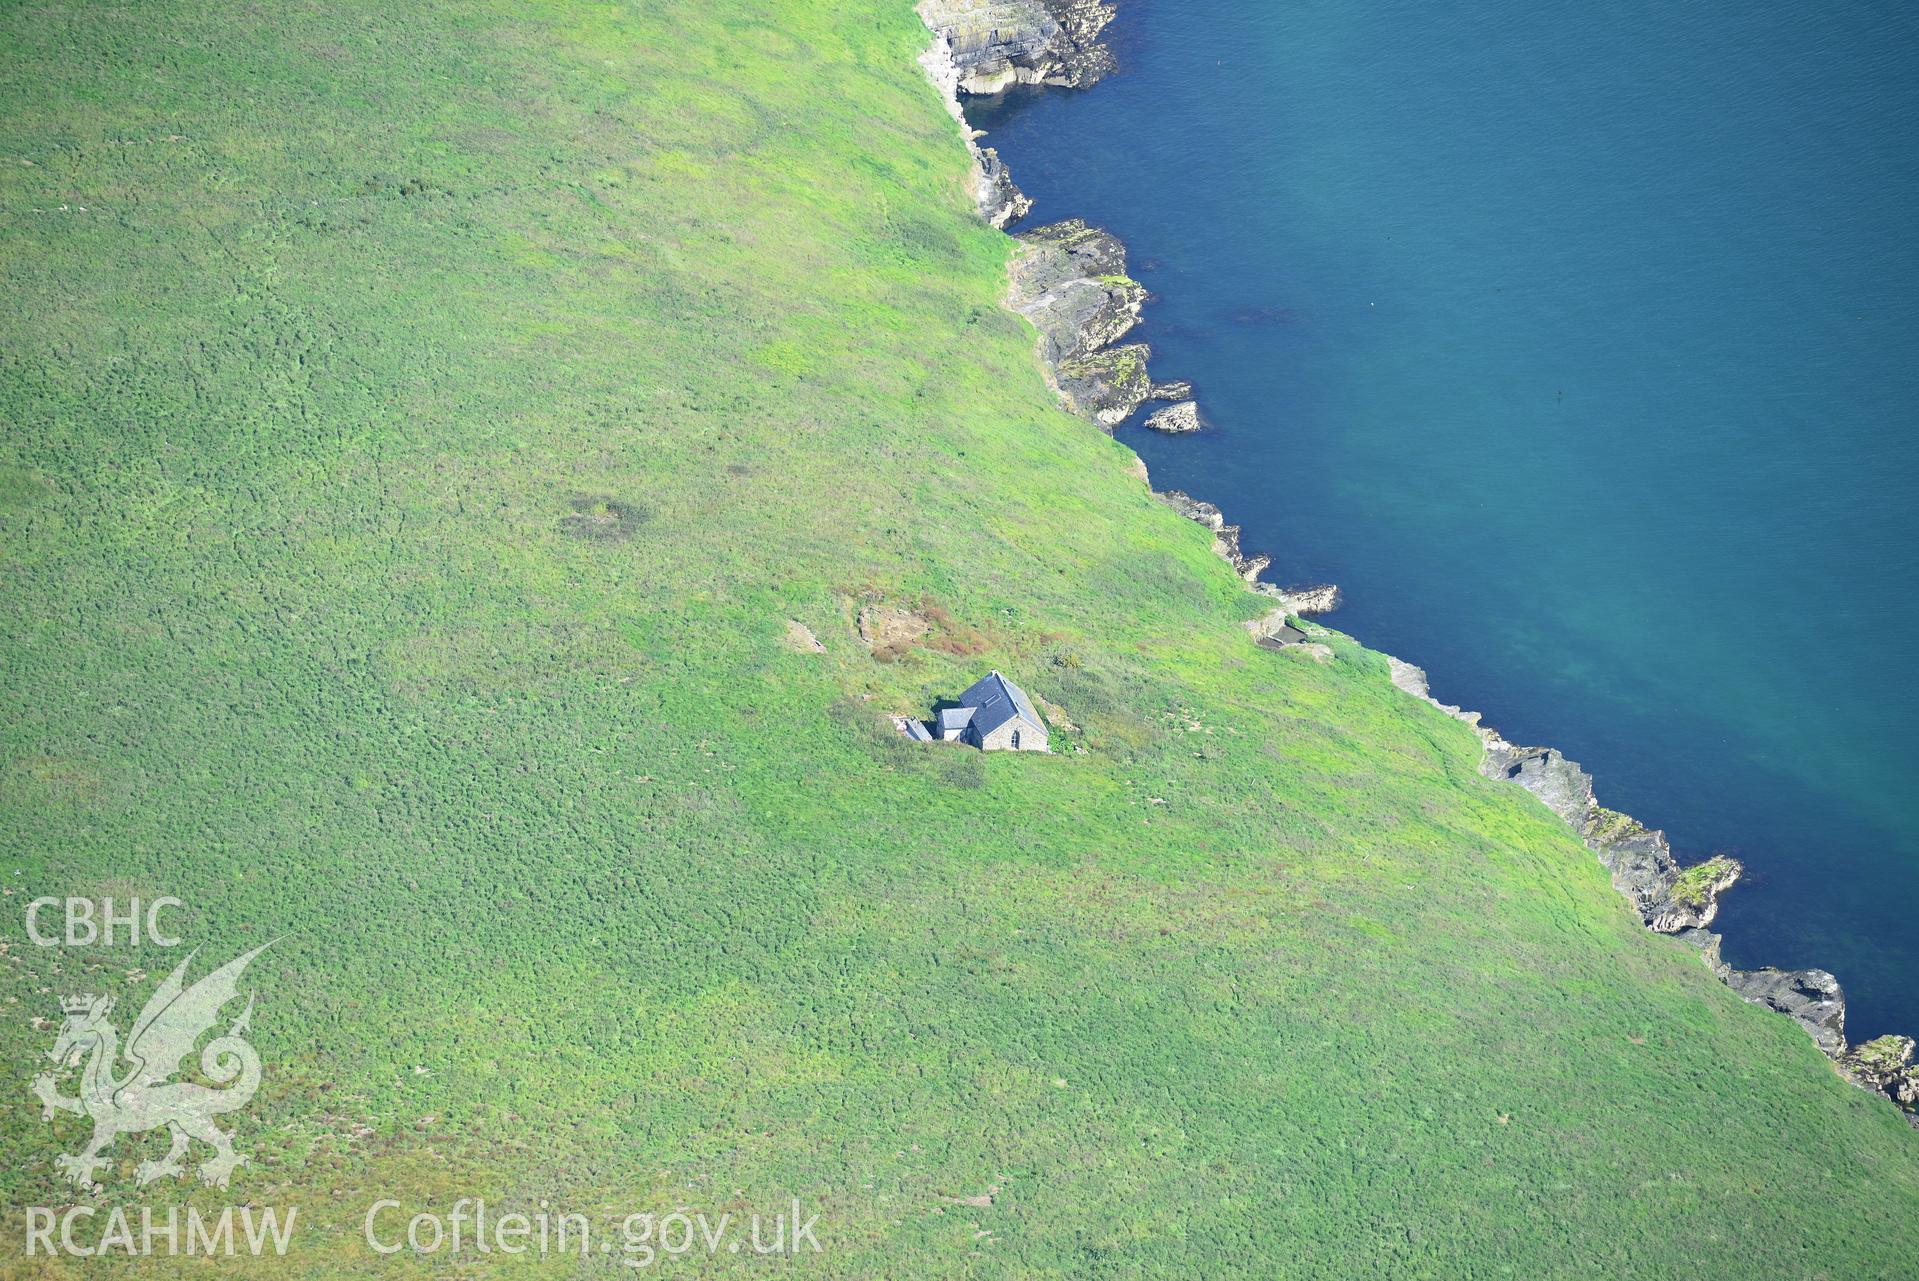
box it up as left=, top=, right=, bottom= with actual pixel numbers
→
left=34, top=943, right=271, bottom=1191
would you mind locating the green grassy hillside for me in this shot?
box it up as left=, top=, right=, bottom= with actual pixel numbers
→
left=1, top=0, right=1914, bottom=1275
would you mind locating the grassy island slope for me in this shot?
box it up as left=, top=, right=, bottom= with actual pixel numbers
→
left=0, top=0, right=1914, bottom=1274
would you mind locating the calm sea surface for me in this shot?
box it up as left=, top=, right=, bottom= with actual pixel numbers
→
left=969, top=0, right=1919, bottom=1037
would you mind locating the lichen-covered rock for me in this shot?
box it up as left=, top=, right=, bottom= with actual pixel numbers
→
left=1580, top=810, right=1686, bottom=926
left=1726, top=967, right=1848, bottom=1056
left=1004, top=220, right=1159, bottom=425
left=1143, top=400, right=1201, bottom=433
left=1651, top=854, right=1743, bottom=932
left=1009, top=220, right=1144, bottom=358
left=1839, top=1036, right=1919, bottom=1118
left=1037, top=0, right=1120, bottom=86
left=918, top=0, right=1118, bottom=95
left=1254, top=582, right=1342, bottom=616
left=1054, top=342, right=1153, bottom=425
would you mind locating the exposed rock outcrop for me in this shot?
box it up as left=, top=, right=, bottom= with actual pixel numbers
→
left=1219, top=533, right=1268, bottom=582
left=1151, top=492, right=1342, bottom=608
left=975, top=146, right=1032, bottom=228
left=1007, top=219, right=1158, bottom=425
left=1726, top=967, right=1848, bottom=1056
left=1154, top=488, right=1225, bottom=530
left=1839, top=1037, right=1919, bottom=1125
left=916, top=15, right=1040, bottom=228
left=1036, top=694, right=1079, bottom=732
left=1671, top=927, right=1732, bottom=980
left=1053, top=344, right=1153, bottom=426
left=1470, top=738, right=1745, bottom=936
left=1154, top=490, right=1270, bottom=582
left=1245, top=607, right=1305, bottom=645
left=1143, top=400, right=1201, bottom=433
left=1150, top=379, right=1194, bottom=401
left=917, top=0, right=1119, bottom=96
left=1007, top=220, right=1144, bottom=356
left=918, top=9, right=1184, bottom=425
left=915, top=3, right=1118, bottom=222
left=1254, top=582, right=1342, bottom=616
left=1657, top=854, right=1742, bottom=931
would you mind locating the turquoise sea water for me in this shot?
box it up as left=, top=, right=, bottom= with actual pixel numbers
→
left=969, top=0, right=1919, bottom=1038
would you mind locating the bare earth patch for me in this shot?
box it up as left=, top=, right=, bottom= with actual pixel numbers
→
left=857, top=604, right=931, bottom=660
left=783, top=620, right=825, bottom=653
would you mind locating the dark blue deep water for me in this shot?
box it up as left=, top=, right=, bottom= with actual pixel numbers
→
left=969, top=0, right=1919, bottom=1038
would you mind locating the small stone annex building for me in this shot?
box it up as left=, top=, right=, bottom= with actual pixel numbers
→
left=898, top=670, right=1050, bottom=751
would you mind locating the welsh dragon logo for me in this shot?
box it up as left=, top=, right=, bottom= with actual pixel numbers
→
left=31, top=943, right=270, bottom=1190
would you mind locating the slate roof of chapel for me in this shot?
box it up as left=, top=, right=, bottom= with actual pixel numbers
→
left=958, top=670, right=1043, bottom=736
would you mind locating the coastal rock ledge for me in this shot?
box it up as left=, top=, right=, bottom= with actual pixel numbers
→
left=1007, top=218, right=1159, bottom=426
left=917, top=0, right=1119, bottom=95
left=1255, top=582, right=1342, bottom=616
left=1153, top=490, right=1341, bottom=610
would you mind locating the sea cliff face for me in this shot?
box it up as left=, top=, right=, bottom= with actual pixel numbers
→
left=974, top=145, right=1033, bottom=228
left=915, top=1, right=1918, bottom=1130
left=1005, top=228, right=1152, bottom=425
left=915, top=10, right=1042, bottom=229
left=916, top=0, right=1116, bottom=226
left=917, top=0, right=1118, bottom=94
